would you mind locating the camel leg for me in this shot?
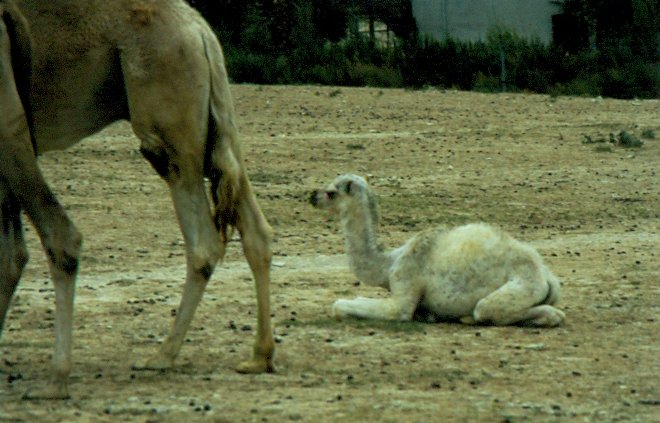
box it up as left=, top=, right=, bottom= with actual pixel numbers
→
left=332, top=296, right=420, bottom=321
left=13, top=185, right=80, bottom=401
left=0, top=43, right=80, bottom=400
left=132, top=143, right=274, bottom=374
left=231, top=186, right=275, bottom=373
left=234, top=180, right=275, bottom=373
left=472, top=276, right=565, bottom=327
left=0, top=5, right=29, bottom=339
left=132, top=144, right=221, bottom=370
left=332, top=275, right=422, bottom=322
left=121, top=29, right=274, bottom=372
left=0, top=150, right=81, bottom=400
left=0, top=187, right=29, bottom=336
left=119, top=33, right=228, bottom=368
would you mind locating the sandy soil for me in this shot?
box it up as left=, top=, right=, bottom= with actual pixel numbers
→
left=1, top=85, right=658, bottom=422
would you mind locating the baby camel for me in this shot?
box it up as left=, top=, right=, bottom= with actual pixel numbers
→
left=310, top=174, right=565, bottom=327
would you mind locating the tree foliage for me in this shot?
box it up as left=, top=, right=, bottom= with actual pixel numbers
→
left=186, top=0, right=658, bottom=99
left=553, top=0, right=658, bottom=98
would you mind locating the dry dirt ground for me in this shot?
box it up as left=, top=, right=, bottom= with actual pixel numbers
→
left=1, top=85, right=658, bottom=422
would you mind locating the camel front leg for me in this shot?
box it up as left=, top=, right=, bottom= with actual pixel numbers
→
left=22, top=264, right=77, bottom=400
left=0, top=121, right=81, bottom=401
left=332, top=296, right=418, bottom=322
left=7, top=180, right=81, bottom=400
left=19, top=192, right=81, bottom=401
left=235, top=184, right=275, bottom=374
left=333, top=273, right=422, bottom=322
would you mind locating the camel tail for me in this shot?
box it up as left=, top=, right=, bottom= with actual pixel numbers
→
left=1, top=1, right=36, bottom=154
left=201, top=27, right=243, bottom=246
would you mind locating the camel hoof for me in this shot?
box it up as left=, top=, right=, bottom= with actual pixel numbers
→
left=22, top=383, right=70, bottom=400
left=131, top=354, right=174, bottom=371
left=236, top=357, right=274, bottom=374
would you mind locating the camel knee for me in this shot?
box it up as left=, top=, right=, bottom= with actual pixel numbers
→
left=472, top=301, right=492, bottom=324
left=193, top=261, right=214, bottom=281
left=472, top=299, right=514, bottom=326
left=473, top=298, right=565, bottom=327
left=194, top=257, right=217, bottom=281
left=188, top=243, right=221, bottom=281
left=45, top=225, right=82, bottom=276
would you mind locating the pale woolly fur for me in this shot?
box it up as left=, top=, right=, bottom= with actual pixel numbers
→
left=311, top=174, right=565, bottom=326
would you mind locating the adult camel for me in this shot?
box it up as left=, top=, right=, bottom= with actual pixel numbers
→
left=1, top=0, right=275, bottom=399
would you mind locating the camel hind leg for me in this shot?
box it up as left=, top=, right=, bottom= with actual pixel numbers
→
left=0, top=187, right=29, bottom=337
left=471, top=273, right=565, bottom=327
left=234, top=179, right=275, bottom=373
left=128, top=125, right=222, bottom=370
left=128, top=106, right=274, bottom=374
left=121, top=16, right=275, bottom=373
left=201, top=24, right=275, bottom=373
left=0, top=2, right=29, bottom=335
left=134, top=170, right=221, bottom=370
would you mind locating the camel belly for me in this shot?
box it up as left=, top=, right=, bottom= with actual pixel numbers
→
left=18, top=1, right=130, bottom=152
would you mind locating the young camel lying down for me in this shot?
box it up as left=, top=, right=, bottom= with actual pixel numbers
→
left=310, top=174, right=565, bottom=327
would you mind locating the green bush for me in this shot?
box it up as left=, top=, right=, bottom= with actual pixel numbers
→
left=602, top=62, right=659, bottom=99
left=219, top=7, right=657, bottom=99
left=348, top=63, right=403, bottom=87
left=551, top=74, right=603, bottom=97
left=473, top=72, right=500, bottom=93
left=226, top=51, right=275, bottom=84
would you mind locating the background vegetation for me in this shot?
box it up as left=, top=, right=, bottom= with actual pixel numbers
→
left=188, top=0, right=658, bottom=99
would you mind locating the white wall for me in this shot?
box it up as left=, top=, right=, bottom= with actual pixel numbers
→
left=412, top=0, right=560, bottom=43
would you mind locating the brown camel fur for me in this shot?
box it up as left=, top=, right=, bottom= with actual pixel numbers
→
left=0, top=0, right=275, bottom=400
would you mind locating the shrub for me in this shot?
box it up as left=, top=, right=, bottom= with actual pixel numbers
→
left=641, top=129, right=655, bottom=139
left=347, top=63, right=403, bottom=87
left=601, top=62, right=659, bottom=99
left=473, top=72, right=500, bottom=93
left=218, top=3, right=657, bottom=99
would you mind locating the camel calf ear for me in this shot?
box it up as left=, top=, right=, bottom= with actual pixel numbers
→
left=344, top=180, right=353, bottom=194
